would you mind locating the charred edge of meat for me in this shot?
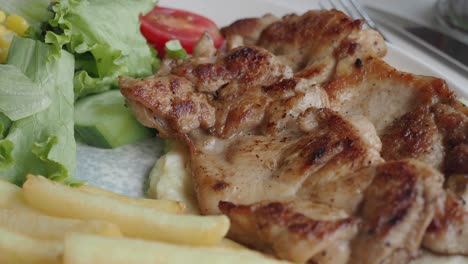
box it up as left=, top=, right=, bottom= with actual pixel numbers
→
left=219, top=201, right=356, bottom=239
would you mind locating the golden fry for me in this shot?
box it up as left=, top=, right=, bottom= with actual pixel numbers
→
left=0, top=179, right=36, bottom=212
left=0, top=179, right=21, bottom=207
left=79, top=184, right=186, bottom=214
left=218, top=238, right=250, bottom=250
left=23, top=175, right=229, bottom=245
left=0, top=226, right=62, bottom=264
left=0, top=208, right=121, bottom=240
left=64, top=233, right=290, bottom=264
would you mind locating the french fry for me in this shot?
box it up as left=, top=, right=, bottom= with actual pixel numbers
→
left=218, top=238, right=250, bottom=250
left=23, top=175, right=229, bottom=246
left=64, top=233, right=290, bottom=264
left=0, top=208, right=121, bottom=240
left=79, top=184, right=186, bottom=214
left=0, top=179, right=21, bottom=207
left=0, top=226, right=62, bottom=264
left=0, top=179, right=36, bottom=212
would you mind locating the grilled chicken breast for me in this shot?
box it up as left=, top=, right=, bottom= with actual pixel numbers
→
left=226, top=9, right=468, bottom=257
left=220, top=200, right=359, bottom=263
left=120, top=9, right=467, bottom=263
left=223, top=9, right=386, bottom=85
left=423, top=174, right=468, bottom=255
left=349, top=160, right=444, bottom=264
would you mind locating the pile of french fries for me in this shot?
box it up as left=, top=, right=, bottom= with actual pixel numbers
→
left=0, top=175, right=289, bottom=264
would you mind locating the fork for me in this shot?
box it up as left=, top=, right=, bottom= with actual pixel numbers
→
left=318, top=0, right=389, bottom=41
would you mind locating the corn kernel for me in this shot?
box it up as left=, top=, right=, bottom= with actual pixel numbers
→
left=0, top=11, right=6, bottom=24
left=5, top=14, right=29, bottom=37
left=0, top=30, right=16, bottom=49
left=0, top=48, right=8, bottom=64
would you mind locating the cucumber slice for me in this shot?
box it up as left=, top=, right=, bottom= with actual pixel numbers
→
left=74, top=90, right=152, bottom=149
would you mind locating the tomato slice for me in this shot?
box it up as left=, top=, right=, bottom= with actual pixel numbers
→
left=140, top=6, right=224, bottom=56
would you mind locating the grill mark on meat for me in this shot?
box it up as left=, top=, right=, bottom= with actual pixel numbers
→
left=445, top=144, right=468, bottom=174
left=172, top=99, right=196, bottom=117
left=192, top=64, right=229, bottom=84
left=381, top=107, right=437, bottom=160
left=224, top=47, right=271, bottom=82
left=335, top=41, right=360, bottom=59
left=350, top=160, right=443, bottom=264
left=382, top=102, right=467, bottom=175
left=426, top=194, right=464, bottom=233
left=170, top=78, right=182, bottom=93
left=288, top=217, right=355, bottom=239
left=259, top=10, right=360, bottom=44
left=309, top=147, right=326, bottom=165
left=220, top=200, right=357, bottom=239
left=262, top=78, right=297, bottom=95
left=422, top=174, right=467, bottom=255
left=365, top=163, right=417, bottom=235
left=294, top=65, right=327, bottom=79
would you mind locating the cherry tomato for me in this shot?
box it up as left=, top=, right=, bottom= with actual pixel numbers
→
left=140, top=6, right=224, bottom=56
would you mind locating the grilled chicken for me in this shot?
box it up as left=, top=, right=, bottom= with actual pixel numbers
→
left=423, top=174, right=468, bottom=255
left=349, top=160, right=444, bottom=264
left=325, top=57, right=456, bottom=135
left=119, top=75, right=216, bottom=138
left=121, top=43, right=386, bottom=262
left=381, top=101, right=467, bottom=174
left=190, top=107, right=382, bottom=215
left=224, top=9, right=456, bottom=136
left=379, top=98, right=467, bottom=255
left=224, top=9, right=386, bottom=84
left=122, top=46, right=380, bottom=214
left=231, top=9, right=468, bottom=256
left=219, top=200, right=359, bottom=263
left=218, top=160, right=443, bottom=264
left=221, top=14, right=278, bottom=46
left=120, top=9, right=466, bottom=263
left=179, top=104, right=386, bottom=263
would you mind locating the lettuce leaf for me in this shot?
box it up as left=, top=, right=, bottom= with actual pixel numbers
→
left=45, top=0, right=157, bottom=98
left=0, top=37, right=77, bottom=186
left=0, top=64, right=51, bottom=121
left=0, top=113, right=12, bottom=139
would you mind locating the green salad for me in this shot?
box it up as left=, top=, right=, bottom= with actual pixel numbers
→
left=0, top=0, right=165, bottom=185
